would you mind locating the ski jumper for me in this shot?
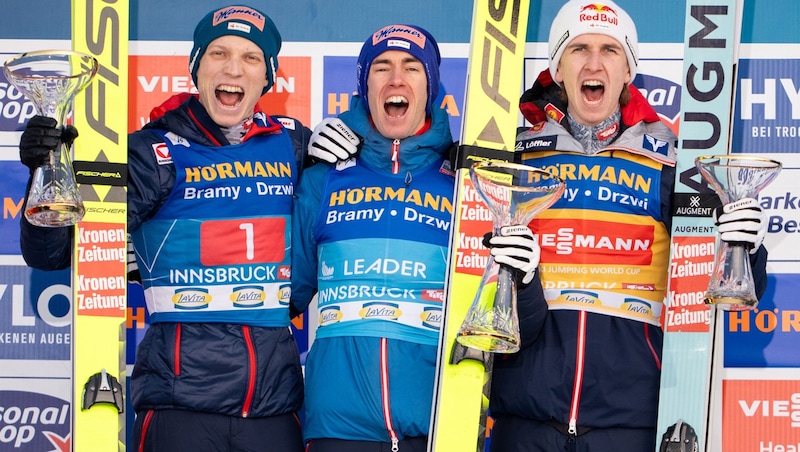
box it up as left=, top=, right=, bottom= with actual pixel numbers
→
left=19, top=94, right=311, bottom=451
left=488, top=70, right=769, bottom=452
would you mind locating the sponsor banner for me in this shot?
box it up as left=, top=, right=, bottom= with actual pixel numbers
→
left=733, top=59, right=800, bottom=154
left=724, top=273, right=800, bottom=367
left=722, top=379, right=800, bottom=451
left=128, top=54, right=311, bottom=132
left=0, top=161, right=29, bottom=255
left=0, top=61, right=38, bottom=131
left=0, top=390, right=71, bottom=451
left=664, top=235, right=715, bottom=332
left=0, top=266, right=71, bottom=361
left=75, top=222, right=127, bottom=318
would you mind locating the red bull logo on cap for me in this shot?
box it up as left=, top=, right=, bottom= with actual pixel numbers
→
left=579, top=3, right=619, bottom=26
left=372, top=24, right=427, bottom=50
left=212, top=6, right=266, bottom=31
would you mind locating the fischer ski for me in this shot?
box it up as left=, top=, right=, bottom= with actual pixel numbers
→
left=428, top=1, right=529, bottom=451
left=656, top=1, right=742, bottom=451
left=71, top=0, right=129, bottom=450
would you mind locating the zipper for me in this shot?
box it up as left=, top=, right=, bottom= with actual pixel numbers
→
left=241, top=325, right=257, bottom=417
left=568, top=311, right=588, bottom=437
left=391, top=139, right=400, bottom=174
left=379, top=337, right=400, bottom=450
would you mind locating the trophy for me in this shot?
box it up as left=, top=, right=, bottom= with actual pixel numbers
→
left=3, top=50, right=98, bottom=227
left=695, top=155, right=781, bottom=309
left=456, top=161, right=565, bottom=353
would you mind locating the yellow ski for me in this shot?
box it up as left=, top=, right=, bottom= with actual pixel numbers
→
left=71, top=1, right=129, bottom=450
left=428, top=1, right=529, bottom=451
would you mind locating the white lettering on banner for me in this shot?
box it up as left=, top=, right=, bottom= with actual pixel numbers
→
left=0, top=333, right=35, bottom=344
left=78, top=245, right=125, bottom=263
left=317, top=285, right=416, bottom=303
left=670, top=260, right=714, bottom=278
left=78, top=293, right=125, bottom=310
left=456, top=250, right=488, bottom=270
left=758, top=441, right=800, bottom=451
left=255, top=182, right=293, bottom=196
left=0, top=403, right=69, bottom=448
left=170, top=266, right=278, bottom=284
left=740, top=78, right=800, bottom=120
left=666, top=307, right=710, bottom=327
left=597, top=186, right=649, bottom=210
left=460, top=203, right=493, bottom=221
left=78, top=227, right=126, bottom=244
left=404, top=207, right=450, bottom=231
left=325, top=208, right=384, bottom=224
left=739, top=393, right=800, bottom=428
left=343, top=258, right=427, bottom=278
left=540, top=228, right=651, bottom=255
left=184, top=185, right=240, bottom=200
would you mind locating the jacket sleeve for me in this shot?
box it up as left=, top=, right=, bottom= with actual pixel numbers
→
left=750, top=245, right=769, bottom=300
left=127, top=130, right=174, bottom=233
left=18, top=174, right=72, bottom=270
left=289, top=164, right=327, bottom=316
left=515, top=272, right=549, bottom=350
left=19, top=215, right=72, bottom=270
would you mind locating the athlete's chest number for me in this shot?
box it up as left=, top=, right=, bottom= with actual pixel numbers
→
left=199, top=218, right=287, bottom=266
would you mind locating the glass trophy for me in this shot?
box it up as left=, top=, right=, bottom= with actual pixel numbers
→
left=695, top=155, right=781, bottom=309
left=4, top=50, right=98, bottom=227
left=456, top=161, right=565, bottom=353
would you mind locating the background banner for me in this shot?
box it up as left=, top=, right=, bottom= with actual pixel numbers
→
left=1, top=1, right=798, bottom=450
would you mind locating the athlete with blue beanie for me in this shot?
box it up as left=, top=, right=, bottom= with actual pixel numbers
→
left=15, top=5, right=349, bottom=451
left=292, top=24, right=545, bottom=452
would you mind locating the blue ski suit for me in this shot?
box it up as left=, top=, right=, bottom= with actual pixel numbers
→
left=291, top=95, right=547, bottom=448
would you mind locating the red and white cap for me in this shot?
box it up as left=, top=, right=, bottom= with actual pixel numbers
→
left=548, top=0, right=639, bottom=84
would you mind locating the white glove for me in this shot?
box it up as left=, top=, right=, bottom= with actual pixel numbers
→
left=714, top=197, right=766, bottom=254
left=487, top=225, right=540, bottom=285
left=308, top=117, right=360, bottom=163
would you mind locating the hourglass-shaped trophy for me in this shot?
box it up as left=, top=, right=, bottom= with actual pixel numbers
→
left=696, top=155, right=781, bottom=309
left=4, top=50, right=98, bottom=227
left=456, top=161, right=565, bottom=353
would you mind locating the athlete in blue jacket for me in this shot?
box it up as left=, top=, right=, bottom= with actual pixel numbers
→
left=17, top=5, right=322, bottom=451
left=487, top=2, right=770, bottom=451
left=291, top=24, right=545, bottom=452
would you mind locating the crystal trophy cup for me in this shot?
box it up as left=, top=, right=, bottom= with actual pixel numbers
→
left=456, top=161, right=565, bottom=353
left=696, top=155, right=781, bottom=309
left=3, top=50, right=98, bottom=227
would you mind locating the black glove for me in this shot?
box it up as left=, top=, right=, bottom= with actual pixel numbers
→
left=19, top=115, right=79, bottom=172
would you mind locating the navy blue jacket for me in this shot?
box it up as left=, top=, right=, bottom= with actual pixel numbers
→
left=20, top=94, right=311, bottom=419
left=489, top=70, right=769, bottom=432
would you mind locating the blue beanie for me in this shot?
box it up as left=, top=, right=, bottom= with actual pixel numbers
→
left=357, top=24, right=441, bottom=115
left=188, top=5, right=281, bottom=95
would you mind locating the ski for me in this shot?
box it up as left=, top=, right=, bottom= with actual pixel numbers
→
left=656, top=1, right=742, bottom=451
left=428, top=1, right=529, bottom=451
left=70, top=1, right=129, bottom=450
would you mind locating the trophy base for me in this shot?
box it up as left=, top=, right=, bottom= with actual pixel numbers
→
left=703, top=294, right=758, bottom=311
left=25, top=202, right=85, bottom=227
left=456, top=328, right=519, bottom=354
